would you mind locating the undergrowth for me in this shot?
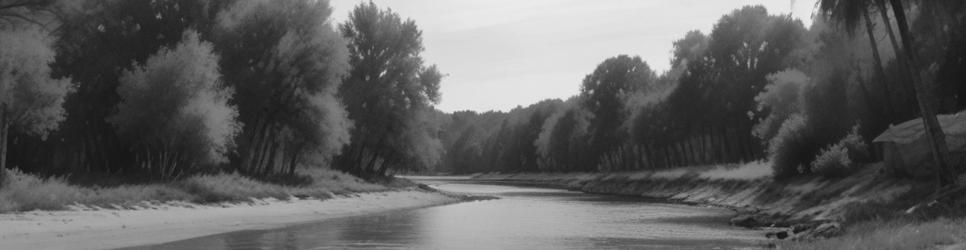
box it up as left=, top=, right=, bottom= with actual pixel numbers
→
left=0, top=168, right=389, bottom=212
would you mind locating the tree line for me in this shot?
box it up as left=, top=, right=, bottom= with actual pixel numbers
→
left=434, top=1, right=966, bottom=183
left=0, top=0, right=443, bottom=183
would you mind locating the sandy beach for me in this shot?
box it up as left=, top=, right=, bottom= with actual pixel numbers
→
left=0, top=189, right=462, bottom=250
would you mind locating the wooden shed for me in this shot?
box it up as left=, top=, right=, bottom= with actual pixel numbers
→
left=873, top=111, right=966, bottom=179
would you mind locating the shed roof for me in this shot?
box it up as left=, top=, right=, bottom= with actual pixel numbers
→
left=873, top=110, right=966, bottom=144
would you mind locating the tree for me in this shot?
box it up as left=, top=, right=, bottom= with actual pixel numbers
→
left=0, top=27, right=72, bottom=182
left=215, top=0, right=351, bottom=176
left=579, top=55, right=656, bottom=169
left=817, top=0, right=955, bottom=184
left=337, top=2, right=443, bottom=177
left=50, top=0, right=223, bottom=173
left=888, top=0, right=955, bottom=184
left=109, top=31, right=237, bottom=178
left=817, top=0, right=895, bottom=121
left=754, top=69, right=808, bottom=143
left=658, top=6, right=806, bottom=163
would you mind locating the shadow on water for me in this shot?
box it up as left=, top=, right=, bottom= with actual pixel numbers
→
left=126, top=180, right=768, bottom=250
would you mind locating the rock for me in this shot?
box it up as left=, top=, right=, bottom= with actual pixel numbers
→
left=765, top=230, right=790, bottom=239
left=730, top=214, right=760, bottom=228
left=417, top=183, right=436, bottom=191
left=775, top=231, right=789, bottom=239
left=810, top=222, right=843, bottom=238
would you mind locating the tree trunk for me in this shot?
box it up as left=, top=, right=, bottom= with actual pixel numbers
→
left=288, top=144, right=303, bottom=175
left=890, top=0, right=955, bottom=185
left=0, top=112, right=8, bottom=185
left=876, top=0, right=904, bottom=61
left=877, top=0, right=917, bottom=117
left=863, top=10, right=896, bottom=120
left=263, top=141, right=279, bottom=176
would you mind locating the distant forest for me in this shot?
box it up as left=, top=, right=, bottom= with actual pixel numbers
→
left=1, top=0, right=965, bottom=184
left=434, top=1, right=966, bottom=182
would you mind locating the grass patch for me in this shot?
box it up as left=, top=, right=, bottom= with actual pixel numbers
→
left=0, top=168, right=390, bottom=213
left=780, top=218, right=966, bottom=250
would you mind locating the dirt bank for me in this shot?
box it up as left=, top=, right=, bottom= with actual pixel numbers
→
left=473, top=162, right=924, bottom=240
left=0, top=188, right=469, bottom=250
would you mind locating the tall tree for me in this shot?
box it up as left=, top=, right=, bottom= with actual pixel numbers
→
left=50, top=0, right=221, bottom=173
left=338, top=2, right=443, bottom=177
left=887, top=0, right=954, bottom=184
left=818, top=0, right=895, bottom=120
left=214, top=0, right=351, bottom=176
left=818, top=0, right=955, bottom=184
left=0, top=27, right=72, bottom=182
left=579, top=55, right=656, bottom=169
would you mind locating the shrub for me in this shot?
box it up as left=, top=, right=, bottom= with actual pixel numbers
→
left=754, top=69, right=807, bottom=143
left=840, top=125, right=871, bottom=163
left=0, top=169, right=193, bottom=212
left=178, top=173, right=288, bottom=203
left=811, top=143, right=852, bottom=177
left=769, top=114, right=817, bottom=179
left=810, top=126, right=870, bottom=177
left=0, top=167, right=389, bottom=212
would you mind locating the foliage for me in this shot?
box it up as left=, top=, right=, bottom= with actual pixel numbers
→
left=768, top=115, right=813, bottom=179
left=44, top=0, right=222, bottom=173
left=810, top=142, right=852, bottom=177
left=0, top=27, right=72, bottom=183
left=810, top=126, right=870, bottom=177
left=336, top=2, right=443, bottom=177
left=214, top=0, right=351, bottom=176
left=579, top=55, right=656, bottom=169
left=0, top=167, right=386, bottom=212
left=0, top=27, right=72, bottom=137
left=110, top=31, right=237, bottom=178
left=754, top=69, right=808, bottom=143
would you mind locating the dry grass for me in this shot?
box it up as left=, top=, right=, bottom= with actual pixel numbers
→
left=0, top=168, right=390, bottom=212
left=698, top=161, right=772, bottom=180
left=780, top=218, right=966, bottom=250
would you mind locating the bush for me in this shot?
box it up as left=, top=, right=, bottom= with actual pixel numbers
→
left=178, top=173, right=288, bottom=203
left=0, top=169, right=193, bottom=212
left=810, top=126, right=870, bottom=178
left=811, top=143, right=852, bottom=177
left=840, top=125, right=871, bottom=163
left=769, top=114, right=816, bottom=179
left=754, top=69, right=807, bottom=143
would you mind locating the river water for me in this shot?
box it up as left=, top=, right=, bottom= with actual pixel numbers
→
left=135, top=177, right=765, bottom=250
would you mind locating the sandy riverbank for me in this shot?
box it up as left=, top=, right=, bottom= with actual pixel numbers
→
left=0, top=189, right=464, bottom=250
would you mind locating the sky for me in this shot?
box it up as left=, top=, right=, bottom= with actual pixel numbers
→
left=329, top=0, right=816, bottom=113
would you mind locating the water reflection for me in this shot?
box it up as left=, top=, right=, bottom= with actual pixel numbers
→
left=130, top=179, right=764, bottom=250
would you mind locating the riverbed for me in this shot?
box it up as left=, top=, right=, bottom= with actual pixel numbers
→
left=134, top=177, right=765, bottom=249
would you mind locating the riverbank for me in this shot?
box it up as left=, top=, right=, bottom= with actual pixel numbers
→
left=0, top=188, right=469, bottom=250
left=0, top=168, right=485, bottom=250
left=473, top=162, right=966, bottom=248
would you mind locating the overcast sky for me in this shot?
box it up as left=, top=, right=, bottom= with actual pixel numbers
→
left=329, top=0, right=816, bottom=112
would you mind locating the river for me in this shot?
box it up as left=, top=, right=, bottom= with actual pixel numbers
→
left=131, top=177, right=766, bottom=249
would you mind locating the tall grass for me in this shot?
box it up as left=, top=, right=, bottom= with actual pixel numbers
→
left=0, top=168, right=389, bottom=213
left=780, top=218, right=966, bottom=250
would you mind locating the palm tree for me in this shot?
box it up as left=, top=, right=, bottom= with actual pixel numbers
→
left=886, top=0, right=954, bottom=185
left=817, top=0, right=954, bottom=185
left=818, top=0, right=895, bottom=119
